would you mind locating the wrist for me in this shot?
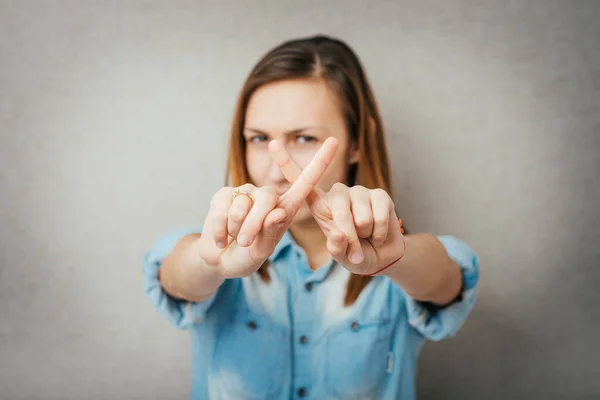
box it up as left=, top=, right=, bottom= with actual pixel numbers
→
left=181, top=263, right=225, bottom=301
left=193, top=237, right=225, bottom=278
left=361, top=234, right=407, bottom=277
left=184, top=240, right=226, bottom=296
left=379, top=235, right=408, bottom=277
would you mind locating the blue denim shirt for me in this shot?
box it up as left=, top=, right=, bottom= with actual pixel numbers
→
left=143, top=227, right=479, bottom=400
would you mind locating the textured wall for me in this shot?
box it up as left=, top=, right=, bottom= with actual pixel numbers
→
left=1, top=1, right=598, bottom=399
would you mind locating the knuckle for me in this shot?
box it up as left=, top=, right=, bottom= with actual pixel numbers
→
left=327, top=241, right=343, bottom=256
left=372, top=233, right=386, bottom=242
left=373, top=188, right=390, bottom=201
left=262, top=185, right=277, bottom=195
left=300, top=171, right=317, bottom=186
left=351, top=186, right=371, bottom=201
left=372, top=188, right=386, bottom=196
left=332, top=208, right=351, bottom=221
left=219, top=186, right=233, bottom=197
left=212, top=187, right=230, bottom=206
left=256, top=188, right=277, bottom=204
left=198, top=249, right=212, bottom=264
left=228, top=209, right=245, bottom=221
left=332, top=230, right=346, bottom=242
left=213, top=225, right=226, bottom=235
left=198, top=244, right=215, bottom=260
left=331, top=182, right=348, bottom=192
left=214, top=211, right=228, bottom=223
left=354, top=216, right=372, bottom=228
left=346, top=234, right=359, bottom=245
left=374, top=216, right=388, bottom=226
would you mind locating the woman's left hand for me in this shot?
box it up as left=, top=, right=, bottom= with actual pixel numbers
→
left=269, top=138, right=405, bottom=275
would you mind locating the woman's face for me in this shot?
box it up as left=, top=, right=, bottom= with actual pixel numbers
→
left=243, top=78, right=356, bottom=223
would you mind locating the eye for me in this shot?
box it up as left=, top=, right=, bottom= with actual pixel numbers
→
left=296, top=135, right=317, bottom=144
left=248, top=134, right=268, bottom=144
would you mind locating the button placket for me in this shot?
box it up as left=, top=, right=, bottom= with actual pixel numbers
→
left=293, top=275, right=315, bottom=396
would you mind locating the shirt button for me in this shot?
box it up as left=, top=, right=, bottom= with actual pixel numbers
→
left=299, top=335, right=309, bottom=344
left=304, top=282, right=313, bottom=292
left=350, top=321, right=360, bottom=331
left=297, top=387, right=307, bottom=397
left=247, top=320, right=257, bottom=330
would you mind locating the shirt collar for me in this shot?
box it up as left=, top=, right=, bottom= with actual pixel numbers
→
left=268, top=229, right=295, bottom=263
left=268, top=229, right=337, bottom=282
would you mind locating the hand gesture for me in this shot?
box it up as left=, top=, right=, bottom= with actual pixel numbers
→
left=268, top=138, right=405, bottom=275
left=197, top=138, right=341, bottom=278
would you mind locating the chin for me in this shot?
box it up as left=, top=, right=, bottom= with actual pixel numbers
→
left=291, top=203, right=313, bottom=224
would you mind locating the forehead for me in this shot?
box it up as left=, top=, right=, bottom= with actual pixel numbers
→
left=245, top=78, right=343, bottom=132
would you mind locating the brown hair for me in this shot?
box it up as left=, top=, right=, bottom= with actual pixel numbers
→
left=226, top=35, right=395, bottom=306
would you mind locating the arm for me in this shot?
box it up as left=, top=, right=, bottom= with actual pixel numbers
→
left=158, top=233, right=225, bottom=302
left=143, top=227, right=221, bottom=329
left=265, top=141, right=464, bottom=307
left=381, top=233, right=463, bottom=306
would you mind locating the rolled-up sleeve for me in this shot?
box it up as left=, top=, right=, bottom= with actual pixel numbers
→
left=142, top=227, right=217, bottom=329
left=405, top=235, right=479, bottom=341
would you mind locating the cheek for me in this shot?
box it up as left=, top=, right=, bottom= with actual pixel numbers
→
left=316, top=151, right=349, bottom=190
left=290, top=149, right=316, bottom=169
left=289, top=147, right=349, bottom=190
left=246, top=149, right=270, bottom=183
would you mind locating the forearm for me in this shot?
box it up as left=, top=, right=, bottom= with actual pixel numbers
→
left=159, top=234, right=225, bottom=302
left=381, top=233, right=462, bottom=306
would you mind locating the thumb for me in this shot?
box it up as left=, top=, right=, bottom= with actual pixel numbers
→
left=247, top=208, right=288, bottom=263
left=263, top=207, right=287, bottom=229
left=306, top=187, right=332, bottom=219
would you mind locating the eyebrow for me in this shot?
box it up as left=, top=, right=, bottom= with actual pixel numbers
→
left=243, top=126, right=324, bottom=136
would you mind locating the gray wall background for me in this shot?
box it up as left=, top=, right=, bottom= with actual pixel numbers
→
left=1, top=1, right=598, bottom=399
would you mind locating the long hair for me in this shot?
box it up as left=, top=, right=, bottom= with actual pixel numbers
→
left=226, top=35, right=394, bottom=306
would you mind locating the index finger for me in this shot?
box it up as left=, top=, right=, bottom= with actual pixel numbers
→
left=269, top=139, right=327, bottom=208
left=274, top=137, right=338, bottom=211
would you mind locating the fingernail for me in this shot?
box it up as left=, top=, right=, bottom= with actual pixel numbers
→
left=351, top=252, right=363, bottom=264
left=216, top=240, right=225, bottom=249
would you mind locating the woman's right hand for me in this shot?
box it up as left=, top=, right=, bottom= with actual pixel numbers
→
left=197, top=137, right=339, bottom=278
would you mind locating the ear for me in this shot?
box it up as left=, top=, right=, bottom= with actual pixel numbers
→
left=368, top=116, right=376, bottom=134
left=347, top=117, right=375, bottom=165
left=348, top=141, right=360, bottom=164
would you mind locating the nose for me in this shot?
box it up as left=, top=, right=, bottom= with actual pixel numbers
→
left=268, top=156, right=287, bottom=183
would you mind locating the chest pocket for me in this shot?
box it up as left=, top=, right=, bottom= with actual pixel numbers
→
left=320, top=315, right=393, bottom=400
left=210, top=306, right=290, bottom=400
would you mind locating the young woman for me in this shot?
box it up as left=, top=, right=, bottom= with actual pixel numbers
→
left=143, top=35, right=479, bottom=400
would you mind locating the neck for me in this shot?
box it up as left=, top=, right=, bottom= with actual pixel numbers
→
left=289, top=217, right=330, bottom=270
